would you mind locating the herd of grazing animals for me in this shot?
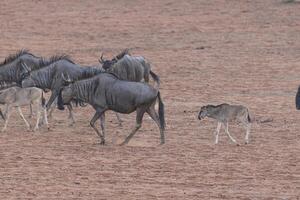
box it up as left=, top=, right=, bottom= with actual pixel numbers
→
left=5, top=49, right=297, bottom=146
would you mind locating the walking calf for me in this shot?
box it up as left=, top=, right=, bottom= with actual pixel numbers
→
left=198, top=103, right=251, bottom=145
left=0, top=86, right=49, bottom=132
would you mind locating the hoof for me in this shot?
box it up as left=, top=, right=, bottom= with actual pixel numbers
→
left=119, top=141, right=127, bottom=146
left=100, top=140, right=105, bottom=145
left=236, top=143, right=240, bottom=146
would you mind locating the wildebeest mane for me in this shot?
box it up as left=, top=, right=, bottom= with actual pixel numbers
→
left=0, top=49, right=33, bottom=67
left=38, top=54, right=75, bottom=67
left=206, top=103, right=229, bottom=108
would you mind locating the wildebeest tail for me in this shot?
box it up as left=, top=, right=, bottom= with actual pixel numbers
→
left=157, top=91, right=165, bottom=130
left=0, top=109, right=5, bottom=120
left=150, top=70, right=160, bottom=89
left=247, top=109, right=252, bottom=123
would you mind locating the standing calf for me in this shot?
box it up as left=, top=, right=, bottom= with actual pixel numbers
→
left=198, top=103, right=251, bottom=145
left=0, top=86, right=49, bottom=132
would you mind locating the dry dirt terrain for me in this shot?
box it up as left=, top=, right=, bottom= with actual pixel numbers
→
left=0, top=0, right=300, bottom=199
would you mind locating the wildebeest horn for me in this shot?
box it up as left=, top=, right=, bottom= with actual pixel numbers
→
left=115, top=48, right=130, bottom=60
left=21, top=62, right=30, bottom=72
left=62, top=73, right=72, bottom=83
left=98, top=53, right=104, bottom=64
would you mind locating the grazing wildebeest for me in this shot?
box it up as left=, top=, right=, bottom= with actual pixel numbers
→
left=99, top=49, right=160, bottom=87
left=57, top=73, right=165, bottom=145
left=198, top=103, right=251, bottom=145
left=20, top=56, right=104, bottom=112
left=0, top=86, right=49, bottom=132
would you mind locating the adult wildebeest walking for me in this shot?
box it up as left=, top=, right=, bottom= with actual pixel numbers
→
left=57, top=73, right=165, bottom=145
left=20, top=56, right=104, bottom=112
left=198, top=103, right=251, bottom=145
left=0, top=86, right=49, bottom=132
left=99, top=49, right=160, bottom=87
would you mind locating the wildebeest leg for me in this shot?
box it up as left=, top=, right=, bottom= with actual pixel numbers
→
left=99, top=113, right=105, bottom=141
left=146, top=105, right=165, bottom=144
left=17, top=107, right=31, bottom=131
left=0, top=109, right=5, bottom=120
left=42, top=105, right=50, bottom=130
left=120, top=107, right=146, bottom=145
left=33, top=103, right=42, bottom=131
left=48, top=104, right=55, bottom=119
left=3, top=104, right=8, bottom=117
left=29, top=104, right=34, bottom=118
left=67, top=105, right=75, bottom=126
left=46, top=92, right=58, bottom=111
left=224, top=122, right=238, bottom=145
left=90, top=110, right=106, bottom=145
left=241, top=122, right=251, bottom=144
left=214, top=122, right=222, bottom=144
left=115, top=112, right=122, bottom=126
left=1, top=105, right=11, bottom=132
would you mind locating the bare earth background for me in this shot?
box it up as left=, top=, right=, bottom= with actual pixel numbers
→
left=0, top=0, right=299, bottom=199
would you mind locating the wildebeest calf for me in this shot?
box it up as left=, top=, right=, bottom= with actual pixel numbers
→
left=198, top=103, right=251, bottom=145
left=0, top=86, right=49, bottom=132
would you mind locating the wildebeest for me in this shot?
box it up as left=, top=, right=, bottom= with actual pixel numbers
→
left=295, top=86, right=300, bottom=110
left=0, top=86, right=49, bottom=132
left=0, top=49, right=51, bottom=84
left=57, top=73, right=165, bottom=145
left=0, top=50, right=76, bottom=122
left=20, top=56, right=104, bottom=111
left=99, top=49, right=160, bottom=87
left=0, top=81, right=36, bottom=118
left=198, top=103, right=251, bottom=145
left=99, top=50, right=161, bottom=125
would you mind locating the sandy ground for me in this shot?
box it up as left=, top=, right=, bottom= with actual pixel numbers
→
left=0, top=0, right=300, bottom=199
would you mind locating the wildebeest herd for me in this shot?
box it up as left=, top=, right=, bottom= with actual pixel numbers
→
left=2, top=49, right=299, bottom=146
left=0, top=49, right=164, bottom=145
